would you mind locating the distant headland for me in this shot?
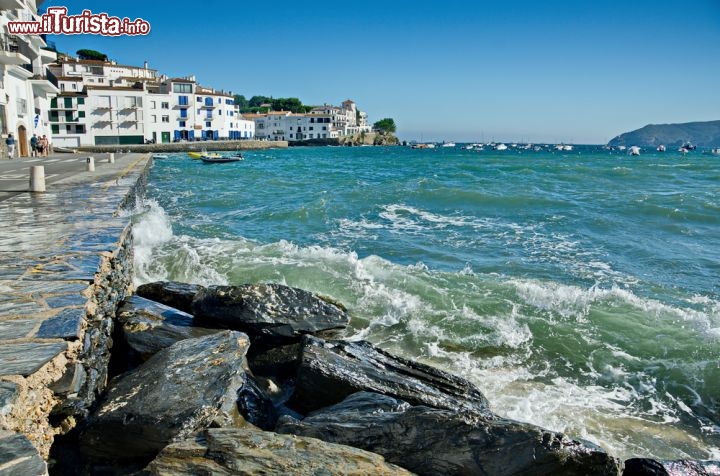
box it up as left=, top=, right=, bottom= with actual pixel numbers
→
left=608, top=120, right=720, bottom=147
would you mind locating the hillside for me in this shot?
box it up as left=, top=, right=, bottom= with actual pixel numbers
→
left=608, top=120, right=720, bottom=147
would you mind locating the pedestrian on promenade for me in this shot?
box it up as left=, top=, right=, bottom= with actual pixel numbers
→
left=5, top=133, right=15, bottom=159
left=40, top=135, right=49, bottom=156
left=30, top=134, right=38, bottom=157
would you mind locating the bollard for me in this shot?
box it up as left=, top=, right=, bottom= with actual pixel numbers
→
left=86, top=156, right=95, bottom=172
left=108, top=153, right=115, bottom=164
left=29, top=165, right=46, bottom=192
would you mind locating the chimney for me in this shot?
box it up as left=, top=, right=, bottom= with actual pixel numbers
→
left=144, top=61, right=148, bottom=69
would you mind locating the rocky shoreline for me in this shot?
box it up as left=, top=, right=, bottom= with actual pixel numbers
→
left=47, top=280, right=719, bottom=475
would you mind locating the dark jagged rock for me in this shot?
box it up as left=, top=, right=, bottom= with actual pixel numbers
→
left=135, top=281, right=205, bottom=314
left=115, top=295, right=220, bottom=366
left=79, top=331, right=250, bottom=464
left=0, top=430, right=48, bottom=476
left=190, top=284, right=349, bottom=345
left=247, top=341, right=302, bottom=379
left=287, top=335, right=490, bottom=415
left=144, top=427, right=414, bottom=475
left=278, top=391, right=622, bottom=476
left=623, top=458, right=720, bottom=475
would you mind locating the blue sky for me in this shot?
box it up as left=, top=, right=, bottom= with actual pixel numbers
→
left=43, top=0, right=720, bottom=144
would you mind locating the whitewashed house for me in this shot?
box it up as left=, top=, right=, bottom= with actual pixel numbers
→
left=1, top=0, right=58, bottom=157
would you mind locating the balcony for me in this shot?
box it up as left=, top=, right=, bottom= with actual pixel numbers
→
left=0, top=34, right=31, bottom=66
left=30, top=68, right=60, bottom=94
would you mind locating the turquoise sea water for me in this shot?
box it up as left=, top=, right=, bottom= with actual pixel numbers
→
left=131, top=145, right=720, bottom=461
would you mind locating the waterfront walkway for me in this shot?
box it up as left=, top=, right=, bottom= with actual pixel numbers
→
left=0, top=152, right=151, bottom=472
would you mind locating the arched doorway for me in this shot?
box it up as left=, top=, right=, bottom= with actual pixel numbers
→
left=17, top=125, right=28, bottom=157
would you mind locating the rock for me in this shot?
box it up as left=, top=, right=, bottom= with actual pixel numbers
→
left=623, top=458, right=720, bottom=475
left=278, top=391, right=621, bottom=476
left=247, top=342, right=302, bottom=379
left=287, top=335, right=490, bottom=415
left=135, top=281, right=205, bottom=314
left=190, top=284, right=349, bottom=345
left=115, top=295, right=220, bottom=365
left=79, top=331, right=250, bottom=463
left=144, top=427, right=414, bottom=475
left=0, top=430, right=48, bottom=476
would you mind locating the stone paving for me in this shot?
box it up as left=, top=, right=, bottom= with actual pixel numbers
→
left=0, top=152, right=151, bottom=474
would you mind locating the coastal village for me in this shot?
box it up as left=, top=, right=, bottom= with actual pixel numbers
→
left=0, top=1, right=376, bottom=158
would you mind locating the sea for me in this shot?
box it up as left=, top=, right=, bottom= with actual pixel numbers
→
left=130, top=144, right=720, bottom=461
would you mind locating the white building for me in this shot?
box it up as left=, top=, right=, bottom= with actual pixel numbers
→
left=1, top=0, right=58, bottom=157
left=48, top=58, right=254, bottom=146
left=246, top=100, right=370, bottom=142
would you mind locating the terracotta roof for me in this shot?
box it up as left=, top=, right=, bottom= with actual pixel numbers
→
left=56, top=76, right=84, bottom=81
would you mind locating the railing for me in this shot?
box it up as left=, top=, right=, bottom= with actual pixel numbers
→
left=20, top=63, right=33, bottom=74
left=0, top=34, right=20, bottom=53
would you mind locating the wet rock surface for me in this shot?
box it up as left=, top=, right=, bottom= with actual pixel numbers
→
left=135, top=280, right=205, bottom=315
left=623, top=458, right=720, bottom=475
left=143, top=427, right=414, bottom=476
left=79, top=331, right=251, bottom=463
left=278, top=391, right=622, bottom=476
left=114, top=294, right=219, bottom=368
left=190, top=283, right=350, bottom=345
left=0, top=430, right=48, bottom=476
left=287, top=335, right=491, bottom=415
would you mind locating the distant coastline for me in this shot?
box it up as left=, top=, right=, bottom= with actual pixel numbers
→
left=608, top=120, right=720, bottom=147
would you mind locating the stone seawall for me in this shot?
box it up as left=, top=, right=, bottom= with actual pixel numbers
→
left=0, top=154, right=151, bottom=474
left=77, top=139, right=287, bottom=154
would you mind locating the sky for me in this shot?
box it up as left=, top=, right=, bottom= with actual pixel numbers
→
left=42, top=0, right=720, bottom=144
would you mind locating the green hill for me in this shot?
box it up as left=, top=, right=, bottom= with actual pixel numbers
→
left=608, top=120, right=720, bottom=147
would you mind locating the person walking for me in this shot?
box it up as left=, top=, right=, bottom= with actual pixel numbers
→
left=30, top=133, right=38, bottom=157
left=5, top=133, right=15, bottom=159
left=40, top=135, right=49, bottom=156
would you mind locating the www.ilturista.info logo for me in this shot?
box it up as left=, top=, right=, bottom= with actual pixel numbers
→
left=7, top=7, right=150, bottom=36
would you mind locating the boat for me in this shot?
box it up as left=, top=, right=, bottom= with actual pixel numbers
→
left=200, top=155, right=242, bottom=163
left=494, top=143, right=508, bottom=151
left=152, top=153, right=169, bottom=159
left=188, top=150, right=222, bottom=159
left=628, top=146, right=641, bottom=156
left=679, top=142, right=697, bottom=153
left=656, top=144, right=666, bottom=152
left=441, top=142, right=456, bottom=148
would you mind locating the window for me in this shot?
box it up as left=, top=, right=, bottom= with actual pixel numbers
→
left=150, top=100, right=156, bottom=109
left=197, top=97, right=202, bottom=102
left=205, top=121, right=211, bottom=127
left=162, top=115, right=169, bottom=123
left=78, top=111, right=85, bottom=118
left=49, top=111, right=58, bottom=120
left=72, top=83, right=76, bottom=90
left=65, top=111, right=73, bottom=121
left=64, top=97, right=72, bottom=108
left=161, top=102, right=169, bottom=109
left=152, top=115, right=157, bottom=123
left=309, top=126, right=314, bottom=131
left=180, top=109, right=188, bottom=118
left=51, top=124, right=59, bottom=134
left=77, top=125, right=85, bottom=134
left=78, top=97, right=85, bottom=105
left=66, top=125, right=71, bottom=132
left=51, top=98, right=57, bottom=108
left=98, top=78, right=104, bottom=83
left=178, top=95, right=189, bottom=106
left=173, top=83, right=192, bottom=93
left=179, top=121, right=186, bottom=127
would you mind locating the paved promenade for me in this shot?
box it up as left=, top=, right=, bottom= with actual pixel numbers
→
left=0, top=152, right=151, bottom=470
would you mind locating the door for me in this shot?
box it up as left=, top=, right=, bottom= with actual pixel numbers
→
left=17, top=125, right=28, bottom=157
left=161, top=132, right=170, bottom=143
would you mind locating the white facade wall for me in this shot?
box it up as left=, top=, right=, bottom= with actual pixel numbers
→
left=1, top=0, right=59, bottom=157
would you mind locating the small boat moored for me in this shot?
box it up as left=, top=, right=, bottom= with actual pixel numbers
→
left=629, top=146, right=641, bottom=156
left=152, top=153, right=169, bottom=159
left=200, top=154, right=243, bottom=163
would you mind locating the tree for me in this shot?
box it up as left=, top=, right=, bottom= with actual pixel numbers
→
left=233, top=94, right=249, bottom=110
left=374, top=118, right=396, bottom=134
left=76, top=49, right=107, bottom=61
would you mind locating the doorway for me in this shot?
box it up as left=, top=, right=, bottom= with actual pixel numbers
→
left=17, top=125, right=28, bottom=157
